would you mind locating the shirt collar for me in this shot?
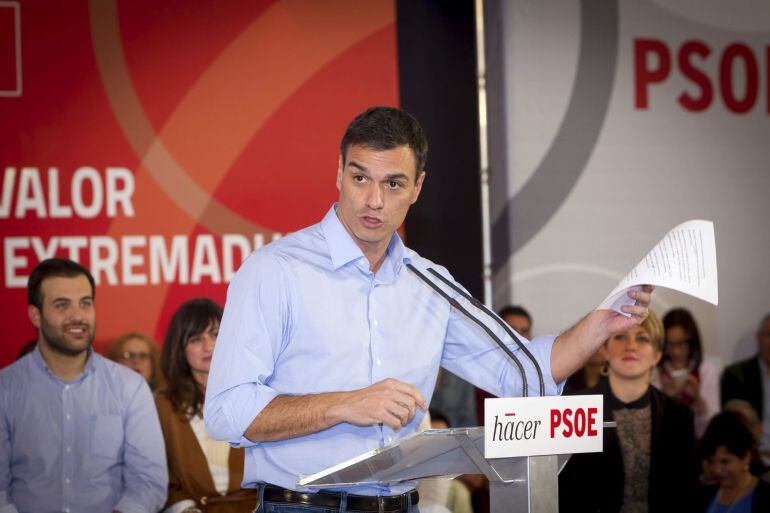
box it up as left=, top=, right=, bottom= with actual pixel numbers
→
left=609, top=385, right=652, bottom=410
left=320, top=203, right=409, bottom=275
left=31, top=342, right=95, bottom=383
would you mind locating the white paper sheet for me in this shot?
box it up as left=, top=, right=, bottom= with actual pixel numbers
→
left=598, top=220, right=718, bottom=315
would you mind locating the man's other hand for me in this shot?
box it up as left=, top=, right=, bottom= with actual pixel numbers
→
left=330, top=378, right=427, bottom=430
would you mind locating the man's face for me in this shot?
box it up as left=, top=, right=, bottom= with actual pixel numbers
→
left=758, top=318, right=770, bottom=367
left=503, top=314, right=531, bottom=339
left=336, top=144, right=424, bottom=256
left=28, top=275, right=96, bottom=357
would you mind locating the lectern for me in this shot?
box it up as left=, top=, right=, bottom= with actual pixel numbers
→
left=297, top=427, right=576, bottom=513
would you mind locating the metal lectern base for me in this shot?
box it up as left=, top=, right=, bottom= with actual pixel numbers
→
left=489, top=455, right=559, bottom=513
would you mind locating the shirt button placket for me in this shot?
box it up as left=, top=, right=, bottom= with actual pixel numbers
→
left=62, top=383, right=75, bottom=511
left=369, top=281, right=381, bottom=380
left=369, top=283, right=389, bottom=447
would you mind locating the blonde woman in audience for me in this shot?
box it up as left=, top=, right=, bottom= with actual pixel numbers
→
left=107, top=331, right=163, bottom=391
left=560, top=310, right=698, bottom=512
left=157, top=298, right=256, bottom=513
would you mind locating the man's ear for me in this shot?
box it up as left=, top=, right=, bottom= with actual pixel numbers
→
left=336, top=155, right=344, bottom=191
left=28, top=304, right=42, bottom=329
left=411, top=171, right=426, bottom=204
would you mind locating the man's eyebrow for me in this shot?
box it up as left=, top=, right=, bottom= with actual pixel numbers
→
left=346, top=162, right=410, bottom=182
left=384, top=173, right=410, bottom=182
left=347, top=161, right=369, bottom=173
left=52, top=295, right=93, bottom=302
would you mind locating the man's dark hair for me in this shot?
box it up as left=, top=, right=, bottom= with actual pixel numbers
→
left=700, top=411, right=755, bottom=461
left=27, top=258, right=96, bottom=310
left=340, top=106, right=428, bottom=177
left=497, top=305, right=531, bottom=323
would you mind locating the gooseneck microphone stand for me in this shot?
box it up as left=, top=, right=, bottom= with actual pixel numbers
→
left=406, top=264, right=535, bottom=397
left=425, top=268, right=546, bottom=397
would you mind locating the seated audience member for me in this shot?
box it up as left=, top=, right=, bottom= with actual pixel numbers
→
left=723, top=399, right=769, bottom=479
left=564, top=345, right=607, bottom=395
left=559, top=310, right=698, bottom=513
left=156, top=298, right=256, bottom=513
left=474, top=305, right=532, bottom=425
left=698, top=411, right=770, bottom=512
left=0, top=258, right=167, bottom=513
left=721, top=314, right=770, bottom=466
left=431, top=368, right=477, bottom=428
left=497, top=305, right=532, bottom=340
left=655, top=308, right=721, bottom=437
left=108, top=331, right=163, bottom=391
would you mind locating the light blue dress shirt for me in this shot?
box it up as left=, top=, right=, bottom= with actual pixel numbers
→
left=0, top=346, right=168, bottom=513
left=205, top=204, right=561, bottom=495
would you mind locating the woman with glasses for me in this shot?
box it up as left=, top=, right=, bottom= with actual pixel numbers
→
left=107, top=332, right=163, bottom=391
left=156, top=298, right=255, bottom=513
left=656, top=308, right=721, bottom=438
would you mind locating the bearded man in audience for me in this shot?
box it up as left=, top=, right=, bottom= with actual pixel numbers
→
left=0, top=258, right=167, bottom=513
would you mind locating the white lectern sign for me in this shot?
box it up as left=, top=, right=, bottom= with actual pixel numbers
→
left=484, top=396, right=604, bottom=459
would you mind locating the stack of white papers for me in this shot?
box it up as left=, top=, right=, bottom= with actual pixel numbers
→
left=598, top=220, right=718, bottom=315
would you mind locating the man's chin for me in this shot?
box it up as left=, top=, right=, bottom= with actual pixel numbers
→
left=349, top=228, right=380, bottom=243
left=44, top=335, right=94, bottom=357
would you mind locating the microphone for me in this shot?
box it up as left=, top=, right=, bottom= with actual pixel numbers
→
left=426, top=268, right=545, bottom=397
left=406, top=264, right=529, bottom=397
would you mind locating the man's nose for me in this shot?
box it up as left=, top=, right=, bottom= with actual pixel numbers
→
left=367, top=184, right=384, bottom=209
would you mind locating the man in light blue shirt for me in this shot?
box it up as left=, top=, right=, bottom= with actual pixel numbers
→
left=205, top=107, right=653, bottom=512
left=0, top=259, right=167, bottom=513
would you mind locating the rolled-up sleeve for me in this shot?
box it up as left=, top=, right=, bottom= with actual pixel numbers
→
left=115, top=379, right=168, bottom=513
left=432, top=266, right=563, bottom=398
left=205, top=252, right=293, bottom=446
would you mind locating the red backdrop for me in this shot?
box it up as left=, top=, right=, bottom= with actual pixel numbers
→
left=0, top=0, right=399, bottom=366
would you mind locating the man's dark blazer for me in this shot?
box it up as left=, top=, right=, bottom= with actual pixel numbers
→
left=558, top=379, right=698, bottom=513
left=721, top=355, right=764, bottom=419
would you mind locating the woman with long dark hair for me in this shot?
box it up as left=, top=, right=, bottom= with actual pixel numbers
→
left=157, top=298, right=256, bottom=513
left=656, top=308, right=721, bottom=437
